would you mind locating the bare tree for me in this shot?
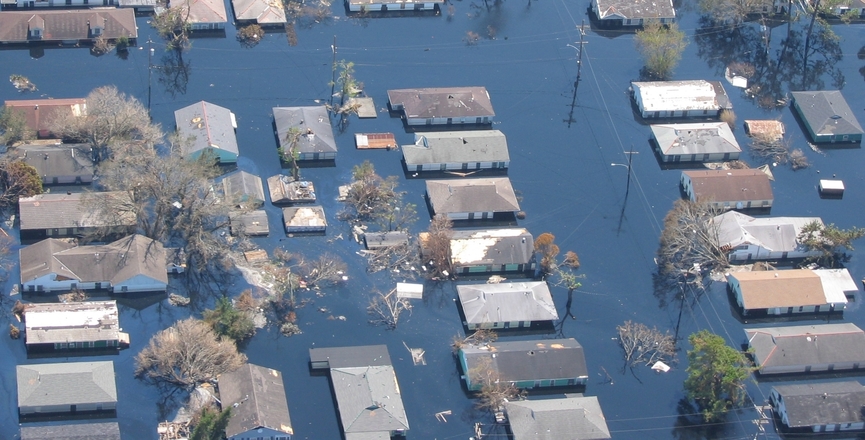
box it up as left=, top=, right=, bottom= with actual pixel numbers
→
left=617, top=320, right=677, bottom=368
left=468, top=357, right=525, bottom=415
left=419, top=215, right=453, bottom=279
left=48, top=86, right=162, bottom=163
left=0, top=106, right=34, bottom=145
left=299, top=253, right=347, bottom=287
left=657, top=200, right=728, bottom=284
left=363, top=242, right=419, bottom=275
left=368, top=288, right=412, bottom=329
left=341, top=161, right=413, bottom=230
left=451, top=328, right=498, bottom=353
left=134, top=318, right=247, bottom=390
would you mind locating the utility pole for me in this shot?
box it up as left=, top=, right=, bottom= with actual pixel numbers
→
left=624, top=149, right=638, bottom=198
left=564, top=21, right=587, bottom=128
left=147, top=37, right=154, bottom=114
left=330, top=35, right=337, bottom=108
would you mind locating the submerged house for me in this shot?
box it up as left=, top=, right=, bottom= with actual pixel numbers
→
left=458, top=338, right=588, bottom=390
left=15, top=144, right=94, bottom=185
left=457, top=281, right=558, bottom=330
left=3, top=98, right=86, bottom=139
left=282, top=206, right=326, bottom=233
left=651, top=122, right=741, bottom=163
left=19, top=234, right=169, bottom=293
left=231, top=0, right=287, bottom=26
left=229, top=210, right=269, bottom=236
left=746, top=323, right=865, bottom=375
left=24, top=300, right=129, bottom=352
left=18, top=192, right=136, bottom=240
left=267, top=175, right=316, bottom=204
left=728, top=269, right=855, bottom=315
left=505, top=395, right=611, bottom=440
left=175, top=101, right=238, bottom=164
left=222, top=170, right=265, bottom=208
left=388, top=87, right=495, bottom=126
left=217, top=363, right=293, bottom=440
left=171, top=0, right=228, bottom=30
left=420, top=228, right=536, bottom=276
left=591, top=0, right=675, bottom=27
left=426, top=177, right=520, bottom=220
left=681, top=169, right=773, bottom=211
left=402, top=130, right=510, bottom=172
left=272, top=106, right=337, bottom=161
left=790, top=91, right=863, bottom=143
left=631, top=80, right=732, bottom=119
left=309, top=345, right=409, bottom=439
left=345, top=0, right=443, bottom=11
left=711, top=211, right=823, bottom=261
left=0, top=9, right=138, bottom=45
left=20, top=422, right=121, bottom=440
left=17, top=361, right=117, bottom=416
left=771, top=381, right=865, bottom=433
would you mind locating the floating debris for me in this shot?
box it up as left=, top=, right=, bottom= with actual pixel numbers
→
left=403, top=341, right=426, bottom=366
left=280, top=322, right=302, bottom=336
left=168, top=293, right=191, bottom=306
left=487, top=275, right=506, bottom=284
left=9, top=74, right=36, bottom=92
left=652, top=361, right=671, bottom=373
left=434, top=410, right=452, bottom=422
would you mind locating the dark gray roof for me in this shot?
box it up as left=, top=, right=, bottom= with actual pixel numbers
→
left=309, top=345, right=392, bottom=369
left=457, top=282, right=558, bottom=325
left=231, top=0, right=287, bottom=24
left=222, top=170, right=265, bottom=206
left=218, top=363, right=293, bottom=438
left=17, top=361, right=117, bottom=408
left=388, top=87, right=495, bottom=120
left=15, top=144, right=94, bottom=183
left=402, top=130, right=509, bottom=166
left=426, top=178, right=519, bottom=215
left=593, top=0, right=675, bottom=20
left=20, top=234, right=168, bottom=286
left=505, top=396, right=611, bottom=440
left=24, top=300, right=121, bottom=346
left=174, top=101, right=238, bottom=158
left=272, top=106, right=337, bottom=155
left=746, top=323, right=865, bottom=371
left=651, top=122, right=741, bottom=157
left=20, top=422, right=121, bottom=440
left=461, top=338, right=588, bottom=384
left=447, top=228, right=534, bottom=267
left=229, top=210, right=269, bottom=236
left=363, top=231, right=409, bottom=250
left=791, top=91, right=864, bottom=137
left=18, top=192, right=136, bottom=231
left=772, top=381, right=865, bottom=428
left=331, top=365, right=409, bottom=436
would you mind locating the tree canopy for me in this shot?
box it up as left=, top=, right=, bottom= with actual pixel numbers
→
left=0, top=106, right=33, bottom=145
left=797, top=221, right=865, bottom=266
left=203, top=296, right=256, bottom=343
left=0, top=160, right=42, bottom=207
left=635, top=21, right=688, bottom=80
left=684, top=330, right=753, bottom=422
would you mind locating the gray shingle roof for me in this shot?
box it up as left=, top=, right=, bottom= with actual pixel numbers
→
left=229, top=210, right=269, bottom=236
left=505, top=396, right=611, bottom=440
left=309, top=345, right=392, bottom=369
left=18, top=192, right=136, bottom=231
left=222, top=170, right=265, bottom=206
left=20, top=234, right=168, bottom=286
left=457, top=282, right=558, bottom=325
left=218, top=363, right=293, bottom=438
left=231, top=0, right=287, bottom=23
left=402, top=130, right=509, bottom=166
left=20, top=422, right=121, bottom=440
left=17, top=361, right=117, bottom=408
left=24, top=300, right=121, bottom=346
left=791, top=91, right=864, bottom=137
left=446, top=228, right=534, bottom=267
left=388, top=87, right=495, bottom=120
left=746, top=323, right=865, bottom=371
left=772, top=381, right=865, bottom=428
left=426, top=178, right=519, bottom=215
left=331, top=366, right=409, bottom=435
left=15, top=145, right=94, bottom=183
left=174, top=101, right=238, bottom=158
left=461, top=338, right=588, bottom=385
left=712, top=211, right=822, bottom=253
left=593, top=0, right=675, bottom=20
left=272, top=106, right=337, bottom=155
left=651, top=122, right=741, bottom=157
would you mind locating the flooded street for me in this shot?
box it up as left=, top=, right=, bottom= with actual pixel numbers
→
left=1, top=0, right=865, bottom=438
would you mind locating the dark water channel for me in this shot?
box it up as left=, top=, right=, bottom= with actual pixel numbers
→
left=1, top=1, right=865, bottom=438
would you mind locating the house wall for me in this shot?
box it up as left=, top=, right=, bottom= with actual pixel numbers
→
left=111, top=274, right=167, bottom=293
left=298, top=151, right=337, bottom=161
left=680, top=174, right=772, bottom=210
left=412, top=161, right=508, bottom=172
left=468, top=320, right=532, bottom=330
left=455, top=263, right=533, bottom=276
left=728, top=245, right=819, bottom=261
left=660, top=151, right=739, bottom=163
left=444, top=211, right=495, bottom=221
left=513, top=377, right=588, bottom=389
left=230, top=426, right=292, bottom=440
left=347, top=1, right=440, bottom=11
left=18, top=0, right=115, bottom=6
left=20, top=401, right=115, bottom=415
left=189, top=148, right=237, bottom=164
left=406, top=116, right=493, bottom=126
left=189, top=22, right=226, bottom=30
left=638, top=106, right=721, bottom=119
left=21, top=274, right=101, bottom=293
left=760, top=362, right=864, bottom=375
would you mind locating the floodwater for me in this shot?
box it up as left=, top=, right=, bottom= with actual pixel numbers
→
left=1, top=1, right=865, bottom=438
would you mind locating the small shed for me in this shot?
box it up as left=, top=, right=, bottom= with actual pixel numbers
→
left=363, top=231, right=409, bottom=249
left=282, top=206, right=326, bottom=233
left=348, top=97, right=377, bottom=118
left=819, top=179, right=844, bottom=196
left=744, top=120, right=785, bottom=140
left=267, top=175, right=316, bottom=204
left=396, top=282, right=423, bottom=299
left=355, top=133, right=396, bottom=150
left=229, top=210, right=269, bottom=236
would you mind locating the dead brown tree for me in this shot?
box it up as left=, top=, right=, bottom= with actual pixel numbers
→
left=657, top=200, right=728, bottom=284
left=363, top=242, right=419, bottom=275
left=468, top=357, right=525, bottom=415
left=134, top=318, right=247, bottom=390
left=534, top=233, right=560, bottom=276
left=368, top=288, right=412, bottom=329
left=617, top=320, right=677, bottom=368
left=299, top=253, right=348, bottom=287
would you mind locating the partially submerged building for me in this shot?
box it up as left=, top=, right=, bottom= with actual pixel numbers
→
left=770, top=381, right=865, bottom=432
left=388, top=87, right=495, bottom=126
left=217, top=363, right=294, bottom=440
left=175, top=101, right=238, bottom=164
left=20, top=422, right=121, bottom=440
left=231, top=0, right=287, bottom=26
left=345, top=0, right=443, bottom=11
left=402, top=130, right=510, bottom=172
left=505, top=395, right=611, bottom=440
left=171, top=0, right=228, bottom=30
left=282, top=206, right=326, bottom=233
left=272, top=106, right=337, bottom=161
left=267, top=175, right=316, bottom=204
left=457, top=281, right=558, bottom=330
left=17, top=361, right=117, bottom=416
left=681, top=169, right=773, bottom=211
left=3, top=98, right=86, bottom=139
left=309, top=345, right=409, bottom=439
left=229, top=210, right=269, bottom=236
left=24, top=300, right=129, bottom=352
left=222, top=170, right=265, bottom=208
left=651, top=122, right=741, bottom=163
left=631, top=80, right=732, bottom=119
left=19, top=192, right=136, bottom=240
left=0, top=9, right=138, bottom=45
left=426, top=177, right=520, bottom=220
left=15, top=144, right=95, bottom=185
left=711, top=211, right=823, bottom=261
left=728, top=269, right=855, bottom=315
left=790, top=91, right=863, bottom=143
left=420, top=228, right=536, bottom=276
left=591, top=0, right=675, bottom=27
left=746, top=323, right=865, bottom=375
left=458, top=338, right=588, bottom=390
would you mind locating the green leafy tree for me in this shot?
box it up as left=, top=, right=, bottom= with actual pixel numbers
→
left=0, top=160, right=43, bottom=207
left=635, top=20, right=688, bottom=80
left=203, top=296, right=255, bottom=343
left=797, top=221, right=865, bottom=266
left=0, top=106, right=34, bottom=145
left=190, top=406, right=231, bottom=440
left=684, top=330, right=753, bottom=422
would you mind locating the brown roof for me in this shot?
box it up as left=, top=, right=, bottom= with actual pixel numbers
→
left=683, top=169, right=773, bottom=203
left=231, top=0, right=287, bottom=24
left=426, top=178, right=519, bottom=215
left=18, top=192, right=136, bottom=231
left=175, top=0, right=228, bottom=24
left=730, top=270, right=825, bottom=309
left=744, top=120, right=785, bottom=140
left=0, top=9, right=138, bottom=44
left=388, top=87, right=495, bottom=120
left=4, top=99, right=86, bottom=138
left=218, top=363, right=293, bottom=438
